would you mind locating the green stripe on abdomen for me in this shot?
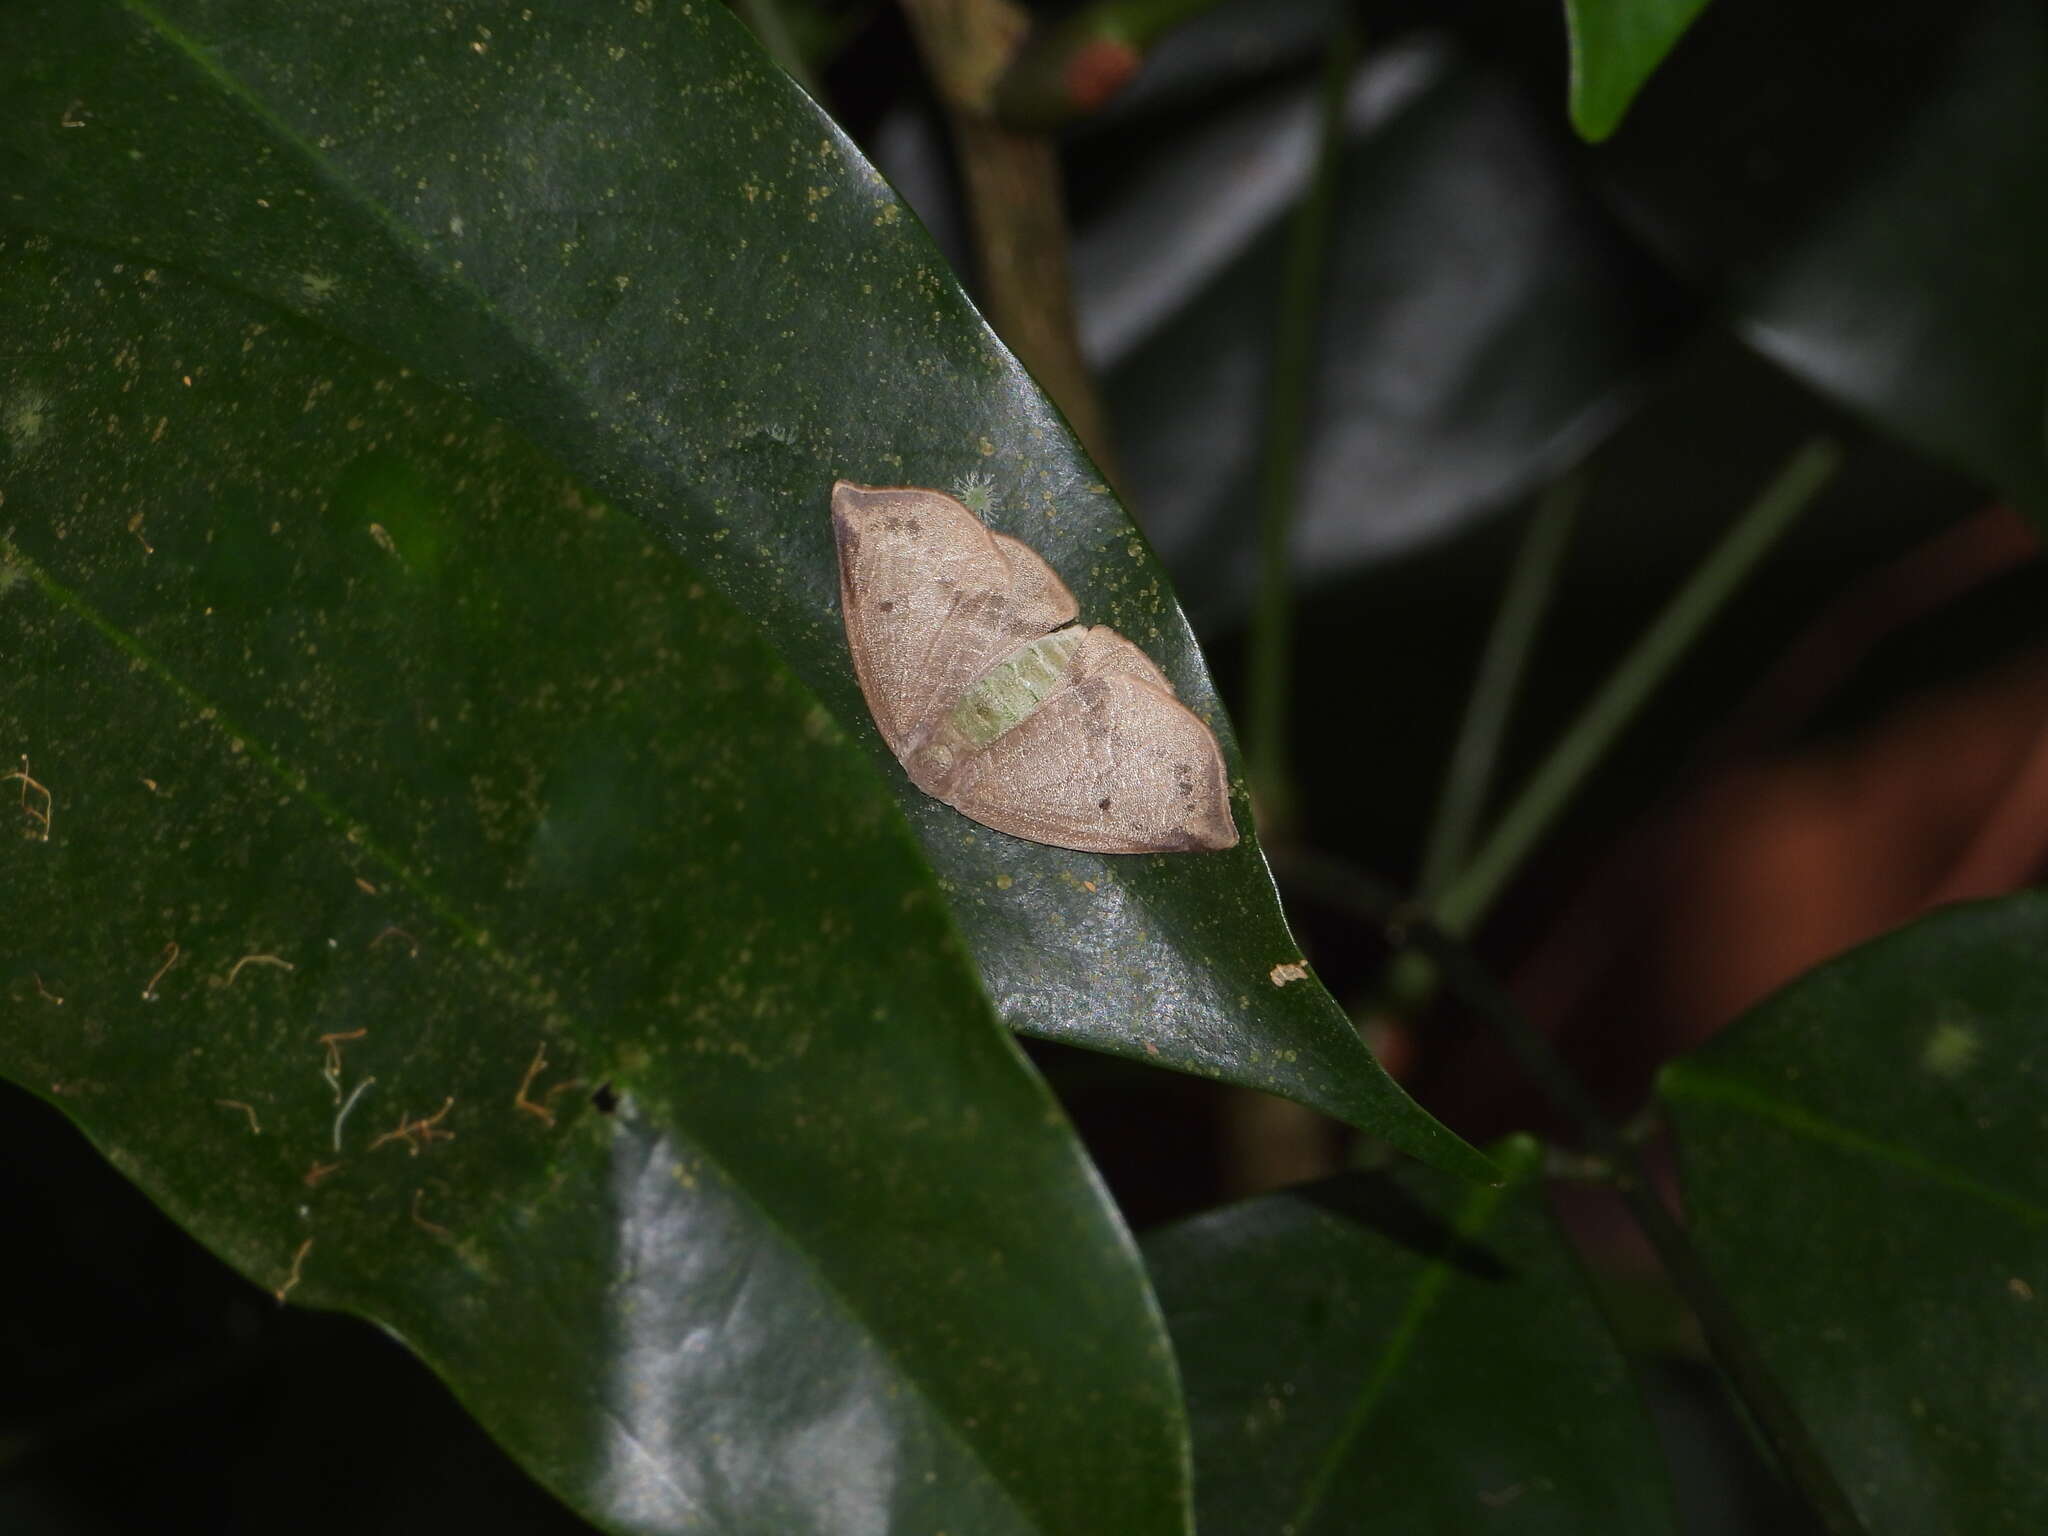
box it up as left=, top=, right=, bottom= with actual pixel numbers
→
left=949, top=627, right=1086, bottom=748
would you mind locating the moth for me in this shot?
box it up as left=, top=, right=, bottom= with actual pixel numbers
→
left=831, top=479, right=1237, bottom=854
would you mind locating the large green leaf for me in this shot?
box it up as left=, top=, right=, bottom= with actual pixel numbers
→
left=1562, top=0, right=1712, bottom=142
left=1663, top=895, right=2048, bottom=1534
left=1587, top=0, right=2048, bottom=527
left=0, top=0, right=1483, bottom=1171
left=1736, top=0, right=2048, bottom=524
left=0, top=241, right=1190, bottom=1535
left=1144, top=1138, right=1678, bottom=1533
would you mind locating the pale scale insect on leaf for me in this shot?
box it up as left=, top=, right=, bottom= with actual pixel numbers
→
left=953, top=470, right=998, bottom=516
left=831, top=480, right=1238, bottom=855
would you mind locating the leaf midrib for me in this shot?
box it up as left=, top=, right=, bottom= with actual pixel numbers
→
left=1284, top=1154, right=1527, bottom=1534
left=1662, top=1063, right=2048, bottom=1227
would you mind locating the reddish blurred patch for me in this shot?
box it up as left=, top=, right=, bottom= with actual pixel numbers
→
left=1426, top=505, right=2047, bottom=1141
left=1062, top=39, right=1141, bottom=116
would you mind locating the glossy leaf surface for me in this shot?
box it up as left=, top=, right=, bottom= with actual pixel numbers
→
left=1594, top=0, right=2048, bottom=526
left=1145, top=1138, right=1678, bottom=1533
left=0, top=3, right=1485, bottom=1168
left=0, top=241, right=1189, bottom=1536
left=1664, top=896, right=2048, bottom=1534
left=1737, top=0, right=2048, bottom=523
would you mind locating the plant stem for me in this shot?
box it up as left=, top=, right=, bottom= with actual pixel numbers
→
left=1417, top=475, right=1582, bottom=904
left=1434, top=437, right=1842, bottom=934
left=899, top=0, right=1121, bottom=483
left=1247, top=18, right=1358, bottom=832
left=1387, top=907, right=1873, bottom=1536
left=1274, top=849, right=1873, bottom=1536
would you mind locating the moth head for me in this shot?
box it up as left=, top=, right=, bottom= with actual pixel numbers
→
left=906, top=741, right=958, bottom=794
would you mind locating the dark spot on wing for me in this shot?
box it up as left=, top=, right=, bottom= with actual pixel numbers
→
left=1098, top=798, right=1112, bottom=811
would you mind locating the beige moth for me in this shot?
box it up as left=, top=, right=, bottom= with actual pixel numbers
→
left=831, top=479, right=1237, bottom=854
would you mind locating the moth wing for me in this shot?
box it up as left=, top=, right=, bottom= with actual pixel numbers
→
left=832, top=482, right=1078, bottom=753
left=833, top=482, right=1007, bottom=752
left=989, top=531, right=1080, bottom=632
left=1065, top=624, right=1176, bottom=693
left=943, top=627, right=1237, bottom=854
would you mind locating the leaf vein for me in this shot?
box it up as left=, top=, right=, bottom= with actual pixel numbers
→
left=1663, top=1065, right=2048, bottom=1226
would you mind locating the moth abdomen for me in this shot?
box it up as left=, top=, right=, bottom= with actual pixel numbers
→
left=947, top=627, right=1086, bottom=749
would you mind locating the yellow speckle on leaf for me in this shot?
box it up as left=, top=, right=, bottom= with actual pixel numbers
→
left=6, top=390, right=50, bottom=449
left=1920, top=1018, right=1980, bottom=1078
left=1269, top=961, right=1310, bottom=988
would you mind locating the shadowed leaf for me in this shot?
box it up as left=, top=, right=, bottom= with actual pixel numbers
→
left=1145, top=1138, right=1678, bottom=1533
left=1664, top=895, right=2048, bottom=1534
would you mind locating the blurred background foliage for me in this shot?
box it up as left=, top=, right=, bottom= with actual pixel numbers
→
left=6, top=0, right=2046, bottom=1530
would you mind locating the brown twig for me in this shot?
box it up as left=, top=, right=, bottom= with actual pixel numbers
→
left=899, top=0, right=1121, bottom=484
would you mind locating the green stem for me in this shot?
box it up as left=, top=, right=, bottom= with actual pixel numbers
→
left=1434, top=438, right=1841, bottom=934
left=1417, top=476, right=1582, bottom=903
left=1273, top=849, right=1873, bottom=1536
left=1388, top=909, right=1872, bottom=1536
left=1247, top=20, right=1358, bottom=831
